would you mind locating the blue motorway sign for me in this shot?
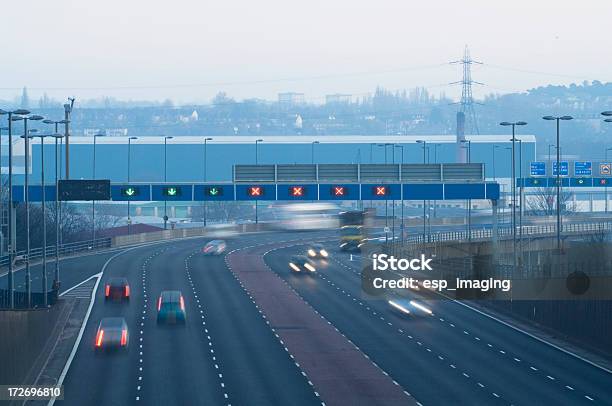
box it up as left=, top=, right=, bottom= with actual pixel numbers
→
left=552, top=161, right=569, bottom=176
left=404, top=184, right=443, bottom=200
left=12, top=182, right=504, bottom=202
left=570, top=178, right=593, bottom=187
left=361, top=184, right=401, bottom=200
left=277, top=184, right=318, bottom=200
left=530, top=161, right=546, bottom=176
left=574, top=161, right=592, bottom=176
left=194, top=184, right=235, bottom=201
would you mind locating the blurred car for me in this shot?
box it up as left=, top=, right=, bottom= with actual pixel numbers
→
left=104, top=277, right=130, bottom=302
left=157, top=290, right=186, bottom=324
left=202, top=240, right=227, bottom=255
left=307, top=244, right=329, bottom=259
left=288, top=255, right=317, bottom=273
left=387, top=299, right=432, bottom=316
left=95, top=317, right=129, bottom=351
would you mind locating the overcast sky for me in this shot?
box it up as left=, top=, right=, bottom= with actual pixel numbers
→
left=3, top=0, right=611, bottom=104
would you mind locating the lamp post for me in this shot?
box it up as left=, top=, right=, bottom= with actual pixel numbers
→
left=92, top=133, right=105, bottom=246
left=311, top=140, right=319, bottom=164
left=605, top=146, right=612, bottom=213
left=0, top=108, right=30, bottom=308
left=43, top=120, right=68, bottom=293
left=500, top=121, right=527, bottom=272
left=50, top=134, right=63, bottom=294
left=203, top=137, right=213, bottom=227
left=254, top=139, right=263, bottom=224
left=543, top=115, right=573, bottom=253
left=601, top=112, right=612, bottom=213
left=395, top=145, right=405, bottom=245
left=417, top=140, right=427, bottom=242
left=461, top=139, right=472, bottom=241
left=127, top=137, right=137, bottom=234
left=17, top=115, right=44, bottom=307
left=0, top=126, right=7, bottom=258
left=30, top=133, right=51, bottom=306
left=163, top=136, right=173, bottom=229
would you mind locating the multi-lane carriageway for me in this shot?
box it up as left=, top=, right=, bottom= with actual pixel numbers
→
left=33, top=231, right=612, bottom=406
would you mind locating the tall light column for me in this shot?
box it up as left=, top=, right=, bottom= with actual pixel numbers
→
left=203, top=137, right=213, bottom=227
left=0, top=108, right=30, bottom=308
left=127, top=137, right=138, bottom=234
left=163, top=136, right=173, bottom=230
left=543, top=115, right=573, bottom=253
left=92, top=133, right=105, bottom=246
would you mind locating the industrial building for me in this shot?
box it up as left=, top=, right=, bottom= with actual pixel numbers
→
left=9, top=134, right=536, bottom=184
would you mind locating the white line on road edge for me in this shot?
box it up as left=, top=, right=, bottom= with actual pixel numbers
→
left=47, top=246, right=140, bottom=406
left=451, top=299, right=612, bottom=375
left=59, top=273, right=101, bottom=297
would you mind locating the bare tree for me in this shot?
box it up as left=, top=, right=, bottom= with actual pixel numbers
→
left=526, top=187, right=577, bottom=216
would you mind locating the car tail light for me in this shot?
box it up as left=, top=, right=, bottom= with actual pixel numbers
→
left=105, top=285, right=110, bottom=297
left=125, top=285, right=130, bottom=297
left=180, top=296, right=185, bottom=311
left=157, top=297, right=162, bottom=311
left=120, top=329, right=128, bottom=346
left=95, top=330, right=104, bottom=347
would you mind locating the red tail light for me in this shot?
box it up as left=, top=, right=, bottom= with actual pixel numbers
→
left=124, top=285, right=130, bottom=297
left=180, top=296, right=185, bottom=311
left=105, top=285, right=110, bottom=297
left=120, top=329, right=128, bottom=346
left=95, top=330, right=104, bottom=347
left=157, top=297, right=162, bottom=311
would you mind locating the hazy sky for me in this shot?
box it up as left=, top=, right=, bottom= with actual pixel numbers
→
left=3, top=0, right=611, bottom=104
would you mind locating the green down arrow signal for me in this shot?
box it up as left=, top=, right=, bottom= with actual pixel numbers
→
left=167, top=188, right=178, bottom=196
left=209, top=187, right=220, bottom=196
left=125, top=187, right=136, bottom=196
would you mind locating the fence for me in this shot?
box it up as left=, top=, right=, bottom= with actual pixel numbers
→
left=0, top=238, right=112, bottom=268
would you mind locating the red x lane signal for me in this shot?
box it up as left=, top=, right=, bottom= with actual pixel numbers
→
left=290, top=186, right=304, bottom=197
left=248, top=186, right=262, bottom=197
left=374, top=186, right=387, bottom=196
left=333, top=186, right=346, bottom=196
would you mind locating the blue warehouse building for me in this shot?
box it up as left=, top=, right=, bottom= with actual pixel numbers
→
left=9, top=134, right=536, bottom=184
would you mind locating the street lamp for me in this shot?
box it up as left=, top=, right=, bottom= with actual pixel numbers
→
left=203, top=137, right=213, bottom=227
left=127, top=137, right=138, bottom=234
left=416, top=140, right=428, bottom=242
left=92, top=133, right=105, bottom=246
left=311, top=141, right=319, bottom=164
left=605, top=147, right=612, bottom=213
left=0, top=126, right=8, bottom=259
left=543, top=115, right=573, bottom=253
left=28, top=133, right=51, bottom=306
left=163, top=136, right=174, bottom=230
left=500, top=121, right=527, bottom=272
left=49, top=134, right=63, bottom=294
left=0, top=108, right=30, bottom=308
left=255, top=139, right=263, bottom=224
left=16, top=114, right=43, bottom=307
left=395, top=145, right=405, bottom=245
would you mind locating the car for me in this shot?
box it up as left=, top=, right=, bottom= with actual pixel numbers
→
left=288, top=255, right=317, bottom=273
left=202, top=240, right=227, bottom=255
left=157, top=290, right=186, bottom=324
left=387, top=298, right=432, bottom=316
left=104, top=277, right=130, bottom=302
left=95, top=317, right=129, bottom=351
left=307, top=244, right=329, bottom=259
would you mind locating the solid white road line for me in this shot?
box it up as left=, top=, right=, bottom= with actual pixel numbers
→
left=451, top=299, right=612, bottom=375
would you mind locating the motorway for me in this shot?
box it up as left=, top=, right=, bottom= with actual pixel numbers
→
left=19, top=230, right=607, bottom=405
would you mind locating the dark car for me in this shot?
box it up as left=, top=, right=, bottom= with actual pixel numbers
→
left=307, top=244, right=329, bottom=259
left=104, top=277, right=130, bottom=302
left=288, top=255, right=317, bottom=273
left=157, top=290, right=186, bottom=324
left=95, top=317, right=129, bottom=351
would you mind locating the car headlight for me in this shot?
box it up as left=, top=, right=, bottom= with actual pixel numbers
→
left=289, top=263, right=301, bottom=272
left=304, top=263, right=316, bottom=272
left=307, top=249, right=316, bottom=257
left=320, top=249, right=328, bottom=257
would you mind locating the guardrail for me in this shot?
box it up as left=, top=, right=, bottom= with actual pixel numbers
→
left=404, top=221, right=612, bottom=245
left=0, top=238, right=113, bottom=268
